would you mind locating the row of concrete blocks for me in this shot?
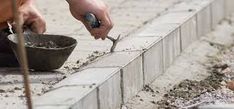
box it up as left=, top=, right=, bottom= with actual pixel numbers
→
left=34, top=0, right=234, bottom=109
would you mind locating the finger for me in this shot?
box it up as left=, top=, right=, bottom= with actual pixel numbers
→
left=91, top=14, right=111, bottom=39
left=30, top=18, right=46, bottom=34
left=102, top=13, right=113, bottom=40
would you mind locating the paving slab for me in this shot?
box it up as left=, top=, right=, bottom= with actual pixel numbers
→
left=34, top=86, right=98, bottom=109
left=54, top=68, right=120, bottom=88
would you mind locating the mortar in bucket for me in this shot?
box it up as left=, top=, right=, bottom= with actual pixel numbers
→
left=8, top=33, right=77, bottom=71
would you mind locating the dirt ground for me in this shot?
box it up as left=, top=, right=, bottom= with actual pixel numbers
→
left=124, top=17, right=234, bottom=109
left=157, top=44, right=234, bottom=108
left=153, top=18, right=234, bottom=108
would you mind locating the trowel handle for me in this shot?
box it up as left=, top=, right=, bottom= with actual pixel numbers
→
left=84, top=13, right=101, bottom=28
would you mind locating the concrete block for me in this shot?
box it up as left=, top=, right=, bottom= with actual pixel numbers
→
left=71, top=89, right=98, bottom=109
left=156, top=12, right=194, bottom=25
left=180, top=16, right=198, bottom=50
left=143, top=40, right=163, bottom=84
left=163, top=28, right=181, bottom=70
left=55, top=68, right=120, bottom=88
left=168, top=0, right=211, bottom=13
left=34, top=86, right=98, bottom=109
left=98, top=71, right=122, bottom=109
left=225, top=0, right=234, bottom=16
left=211, top=0, right=225, bottom=28
left=197, top=6, right=212, bottom=37
left=122, top=56, right=144, bottom=103
left=75, top=39, right=112, bottom=52
left=137, top=23, right=179, bottom=37
left=86, top=51, right=142, bottom=68
left=115, top=36, right=161, bottom=52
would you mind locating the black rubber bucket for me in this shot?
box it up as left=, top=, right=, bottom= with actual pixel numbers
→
left=8, top=33, right=77, bottom=71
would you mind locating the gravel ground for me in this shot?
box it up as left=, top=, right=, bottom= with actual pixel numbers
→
left=156, top=24, right=234, bottom=108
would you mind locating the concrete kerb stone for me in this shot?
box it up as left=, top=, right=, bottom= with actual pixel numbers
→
left=34, top=68, right=121, bottom=109
left=163, top=28, right=181, bottom=71
left=211, top=0, right=225, bottom=29
left=85, top=51, right=142, bottom=68
left=114, top=36, right=162, bottom=52
left=224, top=0, right=234, bottom=17
left=197, top=5, right=212, bottom=38
left=180, top=16, right=198, bottom=50
left=71, top=88, right=98, bottom=109
left=143, top=39, right=164, bottom=85
left=56, top=67, right=122, bottom=109
left=34, top=86, right=98, bottom=109
left=121, top=55, right=143, bottom=103
left=84, top=51, right=144, bottom=103
left=98, top=71, right=122, bottom=109
left=54, top=68, right=120, bottom=88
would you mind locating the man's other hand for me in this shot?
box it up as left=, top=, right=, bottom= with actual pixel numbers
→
left=18, top=1, right=46, bottom=34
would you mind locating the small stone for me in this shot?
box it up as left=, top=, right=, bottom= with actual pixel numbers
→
left=188, top=9, right=194, bottom=12
left=76, top=60, right=80, bottom=64
left=89, top=85, right=93, bottom=88
left=139, top=99, right=144, bottom=101
left=222, top=67, right=232, bottom=74
left=164, top=94, right=169, bottom=97
left=37, top=93, right=41, bottom=96
left=14, top=87, right=21, bottom=90
left=62, top=76, right=67, bottom=79
left=0, top=89, right=5, bottom=93
left=227, top=81, right=234, bottom=91
left=8, top=90, right=14, bottom=93
left=4, top=95, right=9, bottom=97
left=151, top=101, right=156, bottom=104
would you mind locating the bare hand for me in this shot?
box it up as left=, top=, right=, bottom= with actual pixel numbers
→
left=18, top=1, right=46, bottom=33
left=0, top=0, right=46, bottom=33
left=67, top=0, right=113, bottom=40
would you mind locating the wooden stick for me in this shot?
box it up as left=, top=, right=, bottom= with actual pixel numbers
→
left=11, top=0, right=33, bottom=109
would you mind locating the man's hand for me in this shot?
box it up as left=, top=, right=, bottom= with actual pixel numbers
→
left=67, top=0, right=113, bottom=40
left=0, top=0, right=46, bottom=33
left=18, top=0, right=46, bottom=33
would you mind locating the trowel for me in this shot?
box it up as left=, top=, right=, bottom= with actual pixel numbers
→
left=84, top=13, right=120, bottom=52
